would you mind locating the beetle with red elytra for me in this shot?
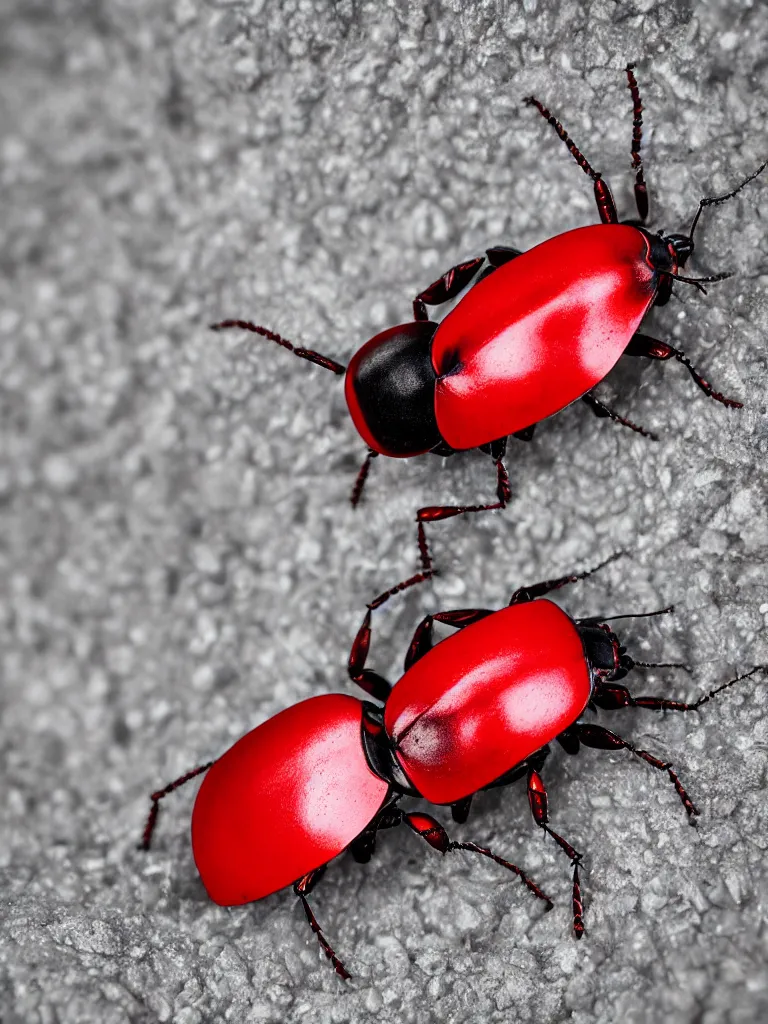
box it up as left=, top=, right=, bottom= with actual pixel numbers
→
left=211, top=64, right=764, bottom=575
left=139, top=558, right=763, bottom=978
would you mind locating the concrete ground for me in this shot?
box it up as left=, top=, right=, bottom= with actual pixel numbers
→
left=2, top=1, right=767, bottom=1021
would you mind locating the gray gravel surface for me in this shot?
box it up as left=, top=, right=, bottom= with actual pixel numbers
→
left=2, top=2, right=768, bottom=1022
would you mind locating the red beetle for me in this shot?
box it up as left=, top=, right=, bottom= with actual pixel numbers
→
left=211, top=65, right=764, bottom=572
left=139, top=561, right=760, bottom=978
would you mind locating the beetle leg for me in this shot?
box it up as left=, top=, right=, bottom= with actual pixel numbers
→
left=349, top=802, right=403, bottom=863
left=577, top=605, right=674, bottom=627
left=581, top=392, right=658, bottom=441
left=209, top=320, right=346, bottom=374
left=624, top=333, right=742, bottom=409
left=366, top=571, right=435, bottom=613
left=594, top=666, right=764, bottom=714
left=404, top=608, right=494, bottom=671
left=416, top=456, right=511, bottom=573
left=347, top=609, right=393, bottom=702
left=509, top=551, right=622, bottom=605
left=524, top=95, right=618, bottom=225
left=486, top=245, right=523, bottom=268
left=479, top=436, right=508, bottom=460
left=402, top=811, right=553, bottom=907
left=294, top=869, right=351, bottom=980
left=574, top=722, right=699, bottom=817
left=138, top=761, right=214, bottom=851
left=475, top=248, right=523, bottom=283
left=630, top=659, right=692, bottom=672
left=451, top=796, right=473, bottom=823
left=349, top=449, right=378, bottom=508
left=625, top=63, right=649, bottom=222
left=513, top=424, right=536, bottom=442
left=349, top=823, right=378, bottom=864
left=556, top=729, right=581, bottom=756
left=526, top=768, right=585, bottom=937
left=403, top=614, right=436, bottom=670
left=413, top=257, right=485, bottom=321
left=349, top=570, right=440, bottom=699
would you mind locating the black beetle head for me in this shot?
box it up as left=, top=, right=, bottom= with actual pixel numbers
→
left=664, top=232, right=694, bottom=268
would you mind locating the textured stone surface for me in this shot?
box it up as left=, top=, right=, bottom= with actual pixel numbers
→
left=2, top=1, right=767, bottom=1021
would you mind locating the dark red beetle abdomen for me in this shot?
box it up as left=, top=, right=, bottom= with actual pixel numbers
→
left=192, top=694, right=389, bottom=906
left=344, top=321, right=440, bottom=457
left=384, top=600, right=591, bottom=804
left=431, top=224, right=657, bottom=450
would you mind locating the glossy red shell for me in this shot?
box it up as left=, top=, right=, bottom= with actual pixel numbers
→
left=191, top=694, right=389, bottom=906
left=431, top=224, right=657, bottom=450
left=384, top=600, right=591, bottom=805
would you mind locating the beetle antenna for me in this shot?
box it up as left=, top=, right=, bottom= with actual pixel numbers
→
left=597, top=605, right=675, bottom=623
left=689, top=160, right=767, bottom=242
left=210, top=320, right=346, bottom=375
left=667, top=271, right=733, bottom=295
left=631, top=660, right=692, bottom=673
left=690, top=665, right=766, bottom=709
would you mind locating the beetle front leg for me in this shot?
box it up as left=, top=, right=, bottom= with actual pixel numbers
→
left=593, top=666, right=764, bottom=714
left=294, top=868, right=351, bottom=980
left=509, top=551, right=622, bottom=605
left=527, top=768, right=585, bottom=937
left=416, top=455, right=511, bottom=573
left=413, top=257, right=485, bottom=321
left=624, top=333, right=742, bottom=409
